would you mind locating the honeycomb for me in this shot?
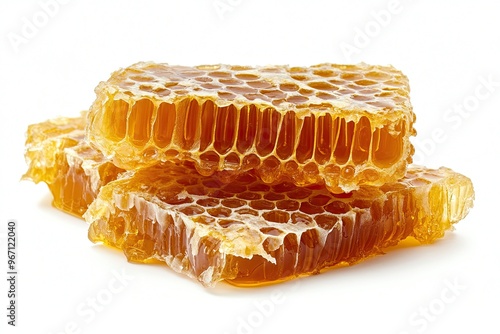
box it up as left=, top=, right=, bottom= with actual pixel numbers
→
left=85, top=161, right=474, bottom=287
left=22, top=115, right=124, bottom=217
left=87, top=62, right=416, bottom=192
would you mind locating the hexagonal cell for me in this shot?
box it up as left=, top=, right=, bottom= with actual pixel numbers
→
left=130, top=75, right=155, bottom=82
left=195, top=76, right=213, bottom=82
left=312, top=69, right=336, bottom=77
left=208, top=189, right=233, bottom=199
left=276, top=199, right=300, bottom=211
left=272, top=182, right=296, bottom=193
left=235, top=73, right=260, bottom=80
left=222, top=183, right=246, bottom=194
left=286, top=95, right=309, bottom=104
left=218, top=219, right=241, bottom=228
left=314, top=214, right=340, bottom=229
left=208, top=206, right=232, bottom=218
left=176, top=176, right=200, bottom=186
left=299, top=202, right=324, bottom=215
left=260, top=227, right=283, bottom=236
left=196, top=198, right=220, bottom=207
left=260, top=89, right=286, bottom=99
left=179, top=205, right=205, bottom=216
left=264, top=192, right=285, bottom=201
left=325, top=201, right=351, bottom=214
left=208, top=71, right=232, bottom=78
left=247, top=80, right=273, bottom=89
left=221, top=198, right=246, bottom=208
left=248, top=183, right=271, bottom=192
left=309, top=194, right=331, bottom=206
left=185, top=184, right=206, bottom=196
left=262, top=211, right=290, bottom=223
left=279, top=83, right=299, bottom=91
left=249, top=199, right=275, bottom=210
left=235, top=208, right=259, bottom=216
left=217, top=91, right=237, bottom=100
left=307, top=81, right=339, bottom=91
left=291, top=212, right=314, bottom=225
left=286, top=188, right=313, bottom=200
left=219, top=78, right=244, bottom=85
left=236, top=192, right=261, bottom=200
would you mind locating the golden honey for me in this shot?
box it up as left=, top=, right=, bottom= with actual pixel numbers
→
left=85, top=162, right=474, bottom=287
left=23, top=115, right=124, bottom=217
left=22, top=62, right=474, bottom=288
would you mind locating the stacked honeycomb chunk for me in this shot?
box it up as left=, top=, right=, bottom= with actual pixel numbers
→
left=87, top=62, right=416, bottom=193
left=23, top=62, right=474, bottom=287
left=22, top=114, right=124, bottom=217
left=85, top=162, right=473, bottom=287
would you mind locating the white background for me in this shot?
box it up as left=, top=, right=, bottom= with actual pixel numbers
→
left=1, top=1, right=499, bottom=333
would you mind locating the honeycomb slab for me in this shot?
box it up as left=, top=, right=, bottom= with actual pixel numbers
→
left=23, top=115, right=124, bottom=217
left=87, top=62, right=416, bottom=192
left=85, top=162, right=474, bottom=287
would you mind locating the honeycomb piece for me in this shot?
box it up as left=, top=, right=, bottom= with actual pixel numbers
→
left=87, top=62, right=416, bottom=192
left=85, top=162, right=474, bottom=287
left=22, top=115, right=124, bottom=217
